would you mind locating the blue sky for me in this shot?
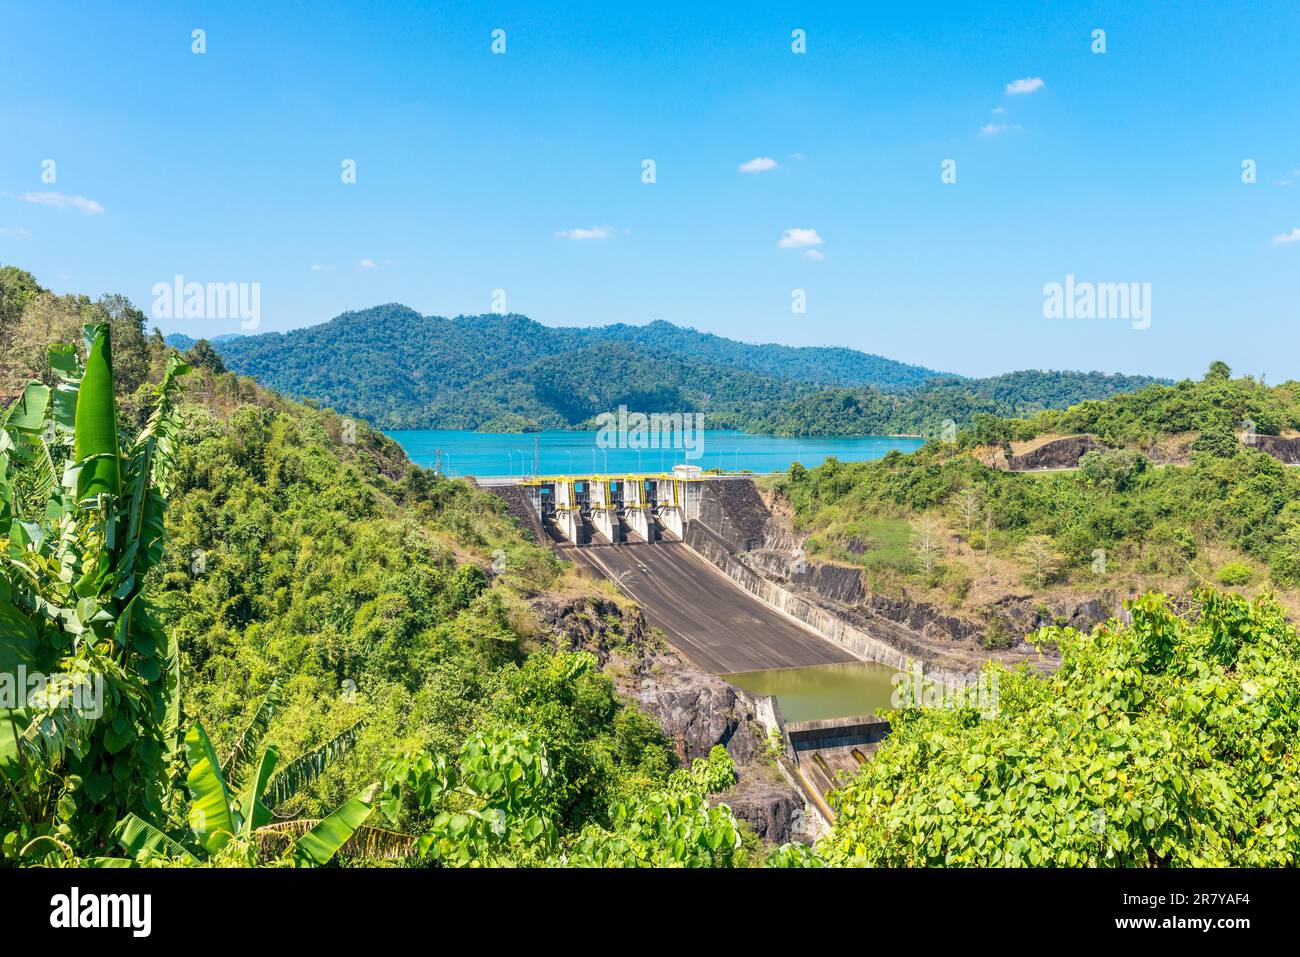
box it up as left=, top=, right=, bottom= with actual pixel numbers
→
left=1, top=0, right=1297, bottom=381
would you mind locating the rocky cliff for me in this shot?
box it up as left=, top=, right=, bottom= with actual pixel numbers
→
left=531, top=593, right=811, bottom=843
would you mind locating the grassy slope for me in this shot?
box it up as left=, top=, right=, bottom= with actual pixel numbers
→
left=772, top=373, right=1300, bottom=623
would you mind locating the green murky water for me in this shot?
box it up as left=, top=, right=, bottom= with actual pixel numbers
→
left=722, top=661, right=899, bottom=723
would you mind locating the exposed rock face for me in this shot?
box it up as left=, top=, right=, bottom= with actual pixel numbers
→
left=532, top=595, right=658, bottom=671
left=532, top=592, right=803, bottom=843
left=718, top=777, right=804, bottom=843
left=486, top=482, right=548, bottom=544
left=1250, top=434, right=1300, bottom=465
left=629, top=664, right=762, bottom=767
left=1007, top=434, right=1105, bottom=471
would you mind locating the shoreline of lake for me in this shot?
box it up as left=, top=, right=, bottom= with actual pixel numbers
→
left=385, top=428, right=926, bottom=479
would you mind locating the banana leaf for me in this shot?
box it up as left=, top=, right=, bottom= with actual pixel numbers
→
left=291, top=794, right=373, bottom=867
left=113, top=812, right=199, bottom=863
left=223, top=678, right=282, bottom=790
left=238, top=746, right=278, bottom=839
left=4, top=383, right=50, bottom=433
left=73, top=324, right=120, bottom=501
left=184, top=723, right=236, bottom=853
left=264, top=721, right=361, bottom=808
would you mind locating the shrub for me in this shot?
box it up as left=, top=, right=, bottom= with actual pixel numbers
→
left=1215, top=561, right=1253, bottom=586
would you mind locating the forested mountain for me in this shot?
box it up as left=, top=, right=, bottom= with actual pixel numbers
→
left=572, top=320, right=940, bottom=389
left=741, top=369, right=1169, bottom=437
left=173, top=304, right=1166, bottom=433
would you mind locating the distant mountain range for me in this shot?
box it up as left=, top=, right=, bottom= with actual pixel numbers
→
left=166, top=306, right=1168, bottom=434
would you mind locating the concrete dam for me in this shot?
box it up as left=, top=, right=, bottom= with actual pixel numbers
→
left=483, top=470, right=891, bottom=822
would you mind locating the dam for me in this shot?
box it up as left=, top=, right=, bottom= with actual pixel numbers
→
left=482, top=468, right=894, bottom=820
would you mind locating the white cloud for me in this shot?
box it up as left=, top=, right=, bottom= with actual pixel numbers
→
left=979, top=122, right=1022, bottom=137
left=1272, top=228, right=1300, bottom=245
left=1005, top=76, right=1045, bottom=95
left=804, top=249, right=824, bottom=260
left=0, top=226, right=30, bottom=237
left=991, top=106, right=1006, bottom=114
left=359, top=257, right=377, bottom=269
left=739, top=156, right=779, bottom=174
left=554, top=225, right=615, bottom=240
left=310, top=263, right=334, bottom=271
left=778, top=227, right=824, bottom=249
left=17, top=191, right=105, bottom=214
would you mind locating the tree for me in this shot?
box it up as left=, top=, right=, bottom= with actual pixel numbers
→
left=95, top=294, right=151, bottom=395
left=1, top=293, right=93, bottom=391
left=379, top=731, right=744, bottom=867
left=185, top=338, right=227, bottom=374
left=0, top=265, right=45, bottom=346
left=1205, top=360, right=1232, bottom=382
left=954, top=486, right=981, bottom=532
left=1017, top=534, right=1061, bottom=587
left=1079, top=448, right=1147, bottom=492
left=911, top=516, right=943, bottom=575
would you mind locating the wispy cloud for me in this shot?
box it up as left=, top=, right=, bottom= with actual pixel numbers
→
left=0, top=226, right=30, bottom=237
left=555, top=225, right=615, bottom=240
left=991, top=106, right=1006, bottom=114
left=1274, top=167, right=1300, bottom=187
left=1005, top=76, right=1045, bottom=95
left=979, top=122, right=1023, bottom=137
left=16, top=191, right=105, bottom=214
left=739, top=156, right=778, bottom=174
left=778, top=227, right=824, bottom=249
left=804, top=249, right=824, bottom=261
left=310, top=263, right=334, bottom=271
left=1272, top=227, right=1300, bottom=245
left=359, top=257, right=377, bottom=269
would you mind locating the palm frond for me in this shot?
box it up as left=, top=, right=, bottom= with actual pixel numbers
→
left=222, top=677, right=283, bottom=790
left=263, top=721, right=362, bottom=809
left=256, top=820, right=416, bottom=861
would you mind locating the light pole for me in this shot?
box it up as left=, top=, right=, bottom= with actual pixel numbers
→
left=517, top=450, right=530, bottom=479
left=602, top=449, right=609, bottom=473
left=565, top=449, right=573, bottom=474
left=735, top=448, right=741, bottom=472
left=591, top=448, right=597, bottom=473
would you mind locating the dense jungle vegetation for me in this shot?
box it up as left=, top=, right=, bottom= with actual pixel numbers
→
left=4, top=266, right=1296, bottom=868
left=180, top=304, right=1163, bottom=433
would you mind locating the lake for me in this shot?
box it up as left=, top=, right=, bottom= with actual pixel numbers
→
left=385, top=429, right=925, bottom=477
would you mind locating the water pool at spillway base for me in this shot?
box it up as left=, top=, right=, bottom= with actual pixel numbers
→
left=722, top=660, right=900, bottom=724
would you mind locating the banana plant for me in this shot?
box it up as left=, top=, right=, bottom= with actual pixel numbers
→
left=109, top=720, right=400, bottom=867
left=2, top=324, right=189, bottom=858
left=105, top=680, right=407, bottom=866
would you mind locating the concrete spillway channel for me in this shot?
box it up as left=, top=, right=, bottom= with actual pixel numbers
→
left=570, top=541, right=858, bottom=674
